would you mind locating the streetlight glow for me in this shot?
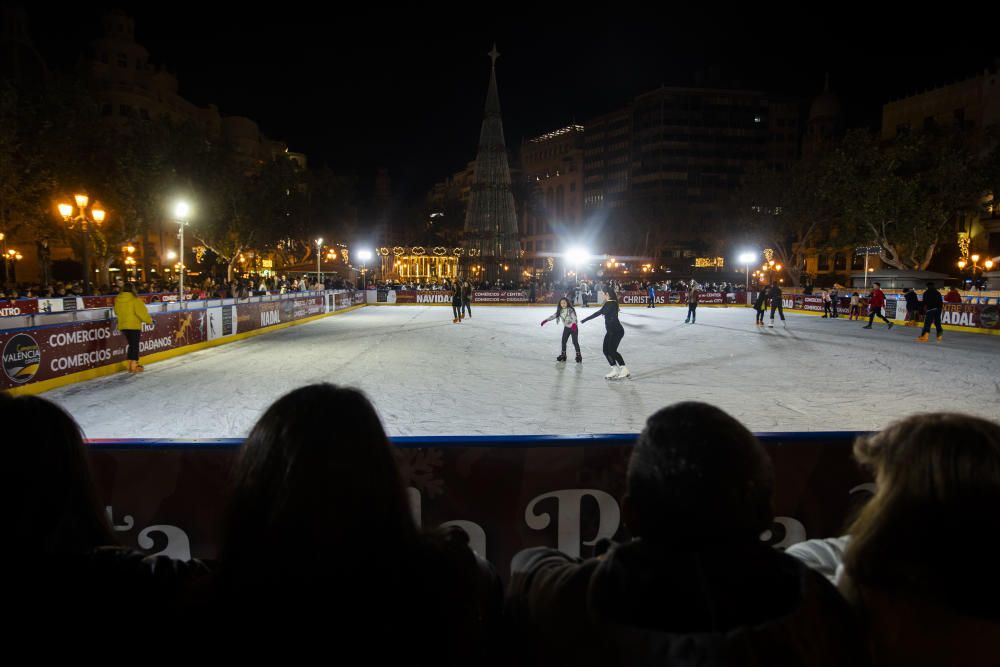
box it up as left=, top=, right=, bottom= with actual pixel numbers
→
left=74, top=193, right=89, bottom=209
left=58, top=203, right=73, bottom=219
left=174, top=201, right=190, bottom=219
left=986, top=259, right=994, bottom=270
left=91, top=207, right=106, bottom=223
left=358, top=250, right=373, bottom=262
left=566, top=247, right=589, bottom=265
left=738, top=251, right=757, bottom=264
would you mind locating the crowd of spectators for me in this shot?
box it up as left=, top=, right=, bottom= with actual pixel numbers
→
left=6, top=384, right=999, bottom=663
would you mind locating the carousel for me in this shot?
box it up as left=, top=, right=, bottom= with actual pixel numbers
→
left=379, top=246, right=462, bottom=283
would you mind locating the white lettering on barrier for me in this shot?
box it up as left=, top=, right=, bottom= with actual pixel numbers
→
left=416, top=293, right=451, bottom=304
left=524, top=489, right=621, bottom=558
left=760, top=516, right=807, bottom=549
left=0, top=306, right=22, bottom=316
left=942, top=311, right=976, bottom=327
left=48, top=327, right=113, bottom=347
left=139, top=336, right=173, bottom=353
left=137, top=524, right=192, bottom=561
left=440, top=520, right=488, bottom=559
left=261, top=310, right=280, bottom=326
left=408, top=487, right=487, bottom=557
left=50, top=349, right=112, bottom=371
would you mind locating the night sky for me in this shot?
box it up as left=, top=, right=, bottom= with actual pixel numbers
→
left=25, top=6, right=996, bottom=205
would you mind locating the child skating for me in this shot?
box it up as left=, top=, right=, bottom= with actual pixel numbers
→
left=541, top=297, right=582, bottom=362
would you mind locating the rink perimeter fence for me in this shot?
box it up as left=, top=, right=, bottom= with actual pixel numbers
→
left=87, top=431, right=872, bottom=580
left=3, top=287, right=998, bottom=392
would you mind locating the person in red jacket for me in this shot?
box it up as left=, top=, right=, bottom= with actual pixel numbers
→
left=944, top=287, right=963, bottom=304
left=863, top=282, right=894, bottom=330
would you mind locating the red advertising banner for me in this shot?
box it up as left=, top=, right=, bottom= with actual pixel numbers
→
left=472, top=290, right=531, bottom=303
left=0, top=299, right=38, bottom=317
left=619, top=291, right=741, bottom=305
left=2, top=293, right=339, bottom=390
left=942, top=303, right=1000, bottom=330
left=86, top=435, right=870, bottom=578
left=1, top=310, right=207, bottom=390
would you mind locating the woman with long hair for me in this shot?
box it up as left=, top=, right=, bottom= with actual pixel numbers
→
left=841, top=413, right=1000, bottom=666
left=5, top=394, right=204, bottom=645
left=214, top=384, right=498, bottom=658
left=581, top=287, right=628, bottom=379
left=541, top=297, right=581, bottom=363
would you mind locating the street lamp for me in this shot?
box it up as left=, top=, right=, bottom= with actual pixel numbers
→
left=173, top=201, right=191, bottom=305
left=959, top=254, right=995, bottom=288
left=122, top=244, right=137, bottom=281
left=566, top=247, right=589, bottom=281
left=315, top=238, right=323, bottom=286
left=4, top=248, right=23, bottom=284
left=357, top=249, right=373, bottom=286
left=738, top=251, right=758, bottom=301
left=57, top=194, right=106, bottom=295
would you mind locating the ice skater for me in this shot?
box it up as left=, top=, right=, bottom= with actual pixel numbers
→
left=461, top=280, right=472, bottom=319
left=917, top=282, right=943, bottom=342
left=684, top=283, right=699, bottom=323
left=754, top=288, right=769, bottom=326
left=541, top=297, right=582, bottom=362
left=849, top=292, right=861, bottom=320
left=768, top=283, right=785, bottom=327
left=581, top=287, right=629, bottom=379
left=862, top=282, right=893, bottom=330
left=451, top=284, right=463, bottom=323
left=646, top=283, right=656, bottom=308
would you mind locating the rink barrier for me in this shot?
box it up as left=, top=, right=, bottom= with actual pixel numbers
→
left=746, top=291, right=1000, bottom=336
left=1, top=291, right=366, bottom=395
left=85, top=430, right=871, bottom=578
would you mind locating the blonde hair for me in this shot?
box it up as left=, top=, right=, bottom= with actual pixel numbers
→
left=844, top=413, right=1000, bottom=617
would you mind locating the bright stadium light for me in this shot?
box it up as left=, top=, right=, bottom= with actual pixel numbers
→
left=566, top=247, right=589, bottom=266
left=738, top=251, right=758, bottom=298
left=357, top=250, right=373, bottom=262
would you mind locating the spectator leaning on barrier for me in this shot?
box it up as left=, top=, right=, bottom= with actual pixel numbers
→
left=209, top=384, right=500, bottom=659
left=944, top=286, right=962, bottom=304
left=4, top=394, right=207, bottom=648
left=840, top=413, right=1000, bottom=667
left=507, top=402, right=865, bottom=667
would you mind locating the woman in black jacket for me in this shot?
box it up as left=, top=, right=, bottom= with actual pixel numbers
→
left=582, top=288, right=629, bottom=379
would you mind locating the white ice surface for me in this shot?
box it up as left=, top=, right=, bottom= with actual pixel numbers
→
left=43, top=305, right=1000, bottom=438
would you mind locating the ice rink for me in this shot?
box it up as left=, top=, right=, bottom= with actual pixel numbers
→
left=44, top=304, right=1000, bottom=438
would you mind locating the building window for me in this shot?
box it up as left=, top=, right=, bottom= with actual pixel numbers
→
left=570, top=183, right=576, bottom=192
left=834, top=253, right=847, bottom=271
left=100, top=51, right=109, bottom=64
left=817, top=254, right=830, bottom=271
left=118, top=53, right=128, bottom=67
left=101, top=104, right=113, bottom=116
left=119, top=104, right=135, bottom=118
left=139, top=108, right=150, bottom=120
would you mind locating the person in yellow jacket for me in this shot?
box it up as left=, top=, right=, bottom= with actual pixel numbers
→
left=113, top=282, right=153, bottom=373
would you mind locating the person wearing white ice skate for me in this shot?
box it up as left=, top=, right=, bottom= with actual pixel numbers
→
left=581, top=288, right=629, bottom=379
left=541, top=297, right=582, bottom=362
